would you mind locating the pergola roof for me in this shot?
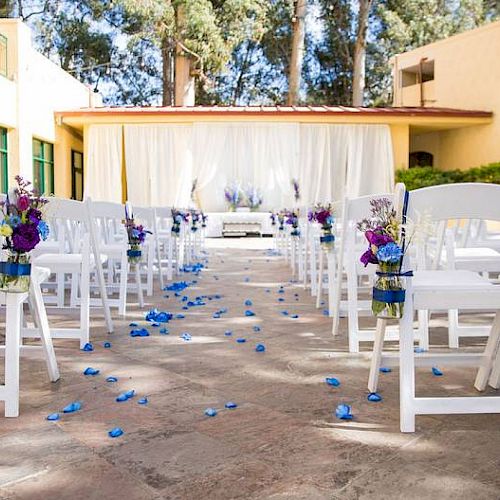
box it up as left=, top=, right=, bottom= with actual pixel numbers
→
left=58, top=105, right=492, bottom=119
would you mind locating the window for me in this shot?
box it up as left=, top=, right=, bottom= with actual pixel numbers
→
left=33, top=139, right=54, bottom=195
left=409, top=151, right=434, bottom=168
left=0, top=33, right=7, bottom=78
left=401, top=59, right=434, bottom=88
left=71, top=150, right=84, bottom=200
left=0, top=127, right=8, bottom=193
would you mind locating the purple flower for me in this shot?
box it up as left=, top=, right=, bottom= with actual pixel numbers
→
left=28, top=208, right=42, bottom=224
left=315, top=210, right=331, bottom=226
left=12, top=224, right=40, bottom=252
left=365, top=230, right=394, bottom=247
left=17, top=195, right=30, bottom=212
left=360, top=248, right=378, bottom=267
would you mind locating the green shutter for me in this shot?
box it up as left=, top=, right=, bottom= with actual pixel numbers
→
left=32, top=138, right=54, bottom=195
left=0, top=128, right=8, bottom=193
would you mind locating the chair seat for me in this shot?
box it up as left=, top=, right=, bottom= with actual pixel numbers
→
left=414, top=269, right=492, bottom=290
left=33, top=253, right=107, bottom=273
left=100, top=243, right=126, bottom=258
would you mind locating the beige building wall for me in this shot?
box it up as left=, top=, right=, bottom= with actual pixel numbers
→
left=393, top=21, right=500, bottom=170
left=0, top=19, right=93, bottom=195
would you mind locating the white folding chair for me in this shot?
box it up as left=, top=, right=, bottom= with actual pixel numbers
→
left=132, top=206, right=157, bottom=296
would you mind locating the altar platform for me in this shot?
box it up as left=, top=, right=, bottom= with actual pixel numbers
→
left=205, top=211, right=274, bottom=237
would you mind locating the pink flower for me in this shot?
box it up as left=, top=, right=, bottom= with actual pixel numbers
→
left=17, top=195, right=30, bottom=212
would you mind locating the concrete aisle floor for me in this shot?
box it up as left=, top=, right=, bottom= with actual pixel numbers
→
left=1, top=240, right=500, bottom=500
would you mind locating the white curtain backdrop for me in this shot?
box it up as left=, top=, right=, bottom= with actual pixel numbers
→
left=124, top=124, right=193, bottom=207
left=192, top=122, right=299, bottom=211
left=86, top=121, right=394, bottom=209
left=85, top=124, right=123, bottom=203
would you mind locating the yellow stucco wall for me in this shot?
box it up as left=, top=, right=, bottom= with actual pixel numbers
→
left=394, top=21, right=500, bottom=170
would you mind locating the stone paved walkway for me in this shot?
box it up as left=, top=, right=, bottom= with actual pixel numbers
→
left=1, top=243, right=499, bottom=499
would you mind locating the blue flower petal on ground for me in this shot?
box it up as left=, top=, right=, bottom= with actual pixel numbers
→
left=151, top=322, right=160, bottom=327
left=213, top=312, right=221, bottom=319
left=414, top=347, right=426, bottom=353
left=103, top=342, right=111, bottom=348
left=106, top=376, right=118, bottom=383
left=220, top=307, right=228, bottom=314
left=236, top=338, right=246, bottom=343
left=63, top=401, right=82, bottom=413
left=159, top=328, right=169, bottom=335
left=176, top=314, right=185, bottom=319
left=325, top=377, right=340, bottom=387
left=335, top=404, right=353, bottom=420
left=129, top=322, right=138, bottom=327
left=244, top=277, right=250, bottom=282
left=323, top=309, right=329, bottom=316
left=225, top=402, right=238, bottom=409
left=432, top=367, right=443, bottom=376
left=82, top=343, right=93, bottom=352
left=138, top=397, right=148, bottom=405
left=116, top=390, right=135, bottom=402
left=278, top=289, right=284, bottom=294
left=181, top=333, right=192, bottom=341
left=204, top=408, right=217, bottom=417
left=83, top=367, right=100, bottom=376
left=130, top=328, right=150, bottom=337
left=253, top=326, right=261, bottom=332
left=278, top=298, right=285, bottom=302
left=291, top=314, right=299, bottom=319
left=244, top=299, right=253, bottom=306
left=255, top=343, right=266, bottom=352
left=108, top=427, right=124, bottom=438
left=379, top=367, right=392, bottom=373
left=281, top=311, right=289, bottom=316
left=367, top=393, right=383, bottom=402
left=245, top=310, right=255, bottom=317
left=47, top=412, right=60, bottom=421
left=224, top=330, right=233, bottom=336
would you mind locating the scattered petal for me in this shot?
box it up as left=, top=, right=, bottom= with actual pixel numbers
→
left=414, top=347, right=426, bottom=353
left=130, top=328, right=150, bottom=337
left=159, top=328, right=169, bottom=335
left=255, top=343, right=266, bottom=352
left=138, top=397, right=148, bottom=405
left=46, top=413, right=60, bottom=421
left=224, top=330, right=233, bottom=336
left=432, top=367, right=443, bottom=376
left=245, top=310, right=255, bottom=317
left=236, top=338, right=246, bottom=343
left=253, top=326, right=261, bottom=332
left=367, top=393, right=382, bottom=402
left=63, top=401, right=82, bottom=413
left=83, top=367, right=100, bottom=376
left=325, top=377, right=340, bottom=387
left=244, top=299, right=253, bottom=306
left=108, top=427, right=124, bottom=438
left=225, top=402, right=238, bottom=409
left=82, top=343, right=94, bottom=352
left=106, top=376, right=118, bottom=383
left=204, top=408, right=217, bottom=417
left=180, top=333, right=192, bottom=341
left=335, top=404, right=353, bottom=420
left=129, top=322, right=138, bottom=327
left=103, top=342, right=112, bottom=348
left=379, top=367, right=392, bottom=373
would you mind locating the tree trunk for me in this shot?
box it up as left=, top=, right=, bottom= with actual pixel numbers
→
left=352, top=0, right=373, bottom=106
left=174, top=5, right=195, bottom=106
left=287, top=0, right=307, bottom=106
left=162, top=37, right=174, bottom=106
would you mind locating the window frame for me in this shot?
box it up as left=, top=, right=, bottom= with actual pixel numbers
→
left=71, top=149, right=84, bottom=201
left=0, top=127, right=8, bottom=193
left=32, top=138, right=55, bottom=195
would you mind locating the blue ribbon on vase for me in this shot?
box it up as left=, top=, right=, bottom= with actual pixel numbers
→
left=127, top=249, right=142, bottom=258
left=320, top=234, right=335, bottom=244
left=372, top=270, right=413, bottom=304
left=0, top=262, right=31, bottom=276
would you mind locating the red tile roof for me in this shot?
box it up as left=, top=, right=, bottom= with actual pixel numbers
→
left=57, top=105, right=492, bottom=118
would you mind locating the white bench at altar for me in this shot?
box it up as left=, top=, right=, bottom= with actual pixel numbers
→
left=206, top=212, right=274, bottom=237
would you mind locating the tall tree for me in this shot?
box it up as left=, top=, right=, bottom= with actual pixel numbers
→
left=288, top=0, right=307, bottom=104
left=352, top=0, right=373, bottom=106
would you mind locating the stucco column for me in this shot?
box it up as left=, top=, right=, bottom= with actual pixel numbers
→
left=390, top=123, right=409, bottom=170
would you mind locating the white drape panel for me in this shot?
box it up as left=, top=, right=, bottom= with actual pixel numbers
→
left=85, top=124, right=123, bottom=203
left=124, top=124, right=193, bottom=207
left=192, top=122, right=299, bottom=211
left=345, top=124, right=394, bottom=197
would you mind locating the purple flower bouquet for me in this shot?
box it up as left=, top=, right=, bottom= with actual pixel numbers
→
left=224, top=184, right=242, bottom=212
left=309, top=203, right=335, bottom=248
left=0, top=176, right=49, bottom=292
left=285, top=210, right=300, bottom=237
left=124, top=205, right=151, bottom=264
left=357, top=198, right=405, bottom=319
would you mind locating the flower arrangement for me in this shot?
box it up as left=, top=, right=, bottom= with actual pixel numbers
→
left=244, top=185, right=263, bottom=211
left=190, top=210, right=200, bottom=232
left=270, top=212, right=276, bottom=226
left=171, top=208, right=188, bottom=236
left=224, top=184, right=242, bottom=211
left=285, top=210, right=300, bottom=236
left=357, top=197, right=406, bottom=319
left=277, top=210, right=286, bottom=231
left=291, top=178, right=300, bottom=203
left=124, top=204, right=151, bottom=264
left=201, top=212, right=208, bottom=228
left=0, top=176, right=49, bottom=292
left=309, top=203, right=335, bottom=247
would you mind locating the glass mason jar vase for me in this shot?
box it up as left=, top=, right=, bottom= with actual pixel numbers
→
left=0, top=253, right=31, bottom=293
left=372, top=263, right=405, bottom=319
left=127, top=244, right=142, bottom=264
left=319, top=228, right=335, bottom=249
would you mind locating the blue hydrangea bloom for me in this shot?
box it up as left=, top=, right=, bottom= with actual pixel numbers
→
left=376, top=242, right=403, bottom=264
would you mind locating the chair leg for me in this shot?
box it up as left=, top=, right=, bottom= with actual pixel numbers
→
left=29, top=284, right=60, bottom=382
left=79, top=265, right=90, bottom=349
left=316, top=250, right=324, bottom=308
left=135, top=265, right=144, bottom=308
left=147, top=243, right=154, bottom=296
left=368, top=319, right=387, bottom=393
left=399, top=284, right=416, bottom=433
left=327, top=252, right=335, bottom=316
left=4, top=295, right=23, bottom=417
left=418, top=309, right=429, bottom=350
left=475, top=311, right=500, bottom=391
left=167, top=238, right=173, bottom=281
left=448, top=309, right=460, bottom=349
left=118, top=253, right=128, bottom=316
left=56, top=272, right=65, bottom=308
